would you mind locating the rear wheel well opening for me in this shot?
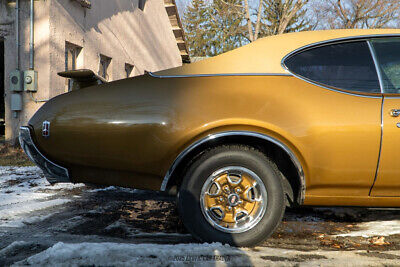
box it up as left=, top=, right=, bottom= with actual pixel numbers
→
left=164, top=134, right=304, bottom=206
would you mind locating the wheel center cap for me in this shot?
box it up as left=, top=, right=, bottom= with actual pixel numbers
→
left=227, top=193, right=240, bottom=207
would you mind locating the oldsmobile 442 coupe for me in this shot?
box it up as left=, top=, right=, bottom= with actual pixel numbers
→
left=20, top=29, right=400, bottom=246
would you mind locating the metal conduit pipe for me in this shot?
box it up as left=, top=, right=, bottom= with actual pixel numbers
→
left=16, top=0, right=20, bottom=69
left=29, top=0, right=34, bottom=70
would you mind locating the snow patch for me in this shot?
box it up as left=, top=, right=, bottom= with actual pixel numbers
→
left=88, top=186, right=137, bottom=193
left=0, top=199, right=71, bottom=227
left=0, top=167, right=84, bottom=228
left=17, top=242, right=247, bottom=266
left=0, top=241, right=32, bottom=258
left=337, top=220, right=400, bottom=237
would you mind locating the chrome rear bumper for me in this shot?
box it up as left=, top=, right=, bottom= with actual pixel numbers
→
left=19, top=126, right=70, bottom=184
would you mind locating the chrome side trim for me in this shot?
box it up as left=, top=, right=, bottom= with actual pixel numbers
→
left=149, top=72, right=292, bottom=79
left=281, top=34, right=400, bottom=98
left=19, top=126, right=70, bottom=184
left=161, top=131, right=306, bottom=203
left=384, top=96, right=400, bottom=99
left=367, top=41, right=385, bottom=94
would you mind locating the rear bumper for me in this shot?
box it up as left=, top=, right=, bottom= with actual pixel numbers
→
left=19, top=126, right=70, bottom=184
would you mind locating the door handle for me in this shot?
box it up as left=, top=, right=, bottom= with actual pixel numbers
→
left=390, top=109, right=400, bottom=117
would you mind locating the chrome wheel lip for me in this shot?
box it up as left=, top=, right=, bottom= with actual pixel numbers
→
left=200, top=166, right=268, bottom=234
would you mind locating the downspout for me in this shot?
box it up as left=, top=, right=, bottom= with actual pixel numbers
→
left=29, top=0, right=34, bottom=70
left=16, top=0, right=20, bottom=69
left=28, top=0, right=47, bottom=103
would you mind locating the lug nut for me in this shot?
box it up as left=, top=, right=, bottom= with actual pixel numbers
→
left=236, top=188, right=241, bottom=193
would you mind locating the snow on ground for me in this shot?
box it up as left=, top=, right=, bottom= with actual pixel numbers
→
left=87, top=186, right=138, bottom=193
left=15, top=242, right=243, bottom=266
left=337, top=220, right=400, bottom=238
left=12, top=241, right=400, bottom=267
left=0, top=166, right=84, bottom=227
left=3, top=166, right=400, bottom=265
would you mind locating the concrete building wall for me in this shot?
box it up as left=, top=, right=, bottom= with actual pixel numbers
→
left=1, top=0, right=183, bottom=143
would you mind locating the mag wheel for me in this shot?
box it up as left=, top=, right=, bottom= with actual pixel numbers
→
left=200, top=166, right=267, bottom=233
left=178, top=145, right=285, bottom=247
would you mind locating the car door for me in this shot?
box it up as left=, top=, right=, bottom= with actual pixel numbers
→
left=369, top=37, right=400, bottom=196
left=283, top=40, right=384, bottom=197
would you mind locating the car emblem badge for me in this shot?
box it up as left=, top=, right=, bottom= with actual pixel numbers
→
left=42, top=121, right=50, bottom=138
left=228, top=194, right=240, bottom=207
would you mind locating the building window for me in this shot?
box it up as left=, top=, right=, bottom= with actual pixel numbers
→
left=99, top=54, right=112, bottom=81
left=138, top=0, right=146, bottom=11
left=65, top=42, right=82, bottom=91
left=125, top=63, right=134, bottom=78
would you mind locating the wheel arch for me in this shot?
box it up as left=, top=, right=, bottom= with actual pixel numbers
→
left=162, top=131, right=306, bottom=205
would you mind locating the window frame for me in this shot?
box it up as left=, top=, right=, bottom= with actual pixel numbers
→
left=368, top=37, right=400, bottom=96
left=125, top=63, right=134, bottom=78
left=65, top=42, right=82, bottom=92
left=99, top=54, right=112, bottom=81
left=282, top=35, right=400, bottom=98
left=138, top=0, right=146, bottom=11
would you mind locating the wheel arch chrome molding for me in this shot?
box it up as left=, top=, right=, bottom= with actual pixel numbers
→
left=161, top=130, right=306, bottom=204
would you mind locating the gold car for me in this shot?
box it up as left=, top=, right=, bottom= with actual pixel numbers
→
left=20, top=29, right=400, bottom=246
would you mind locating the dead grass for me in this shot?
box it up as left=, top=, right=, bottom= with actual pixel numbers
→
left=0, top=143, right=34, bottom=166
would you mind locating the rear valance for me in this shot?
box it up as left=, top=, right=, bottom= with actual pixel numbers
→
left=58, top=69, right=107, bottom=90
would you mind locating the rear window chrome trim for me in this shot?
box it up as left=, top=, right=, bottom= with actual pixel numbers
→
left=281, top=34, right=400, bottom=98
left=367, top=41, right=385, bottom=94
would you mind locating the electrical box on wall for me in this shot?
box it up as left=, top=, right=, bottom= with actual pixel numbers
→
left=9, top=70, right=23, bottom=92
left=24, top=70, right=38, bottom=92
left=11, top=94, right=22, bottom=111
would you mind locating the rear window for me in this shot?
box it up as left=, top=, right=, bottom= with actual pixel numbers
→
left=284, top=41, right=381, bottom=93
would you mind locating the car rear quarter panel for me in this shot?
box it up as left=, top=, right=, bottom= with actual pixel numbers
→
left=29, top=75, right=381, bottom=199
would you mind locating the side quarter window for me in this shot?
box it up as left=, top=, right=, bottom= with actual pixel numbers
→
left=370, top=38, right=400, bottom=94
left=284, top=41, right=381, bottom=93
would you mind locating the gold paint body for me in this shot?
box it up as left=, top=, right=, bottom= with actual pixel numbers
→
left=371, top=97, right=400, bottom=197
left=27, top=29, right=400, bottom=207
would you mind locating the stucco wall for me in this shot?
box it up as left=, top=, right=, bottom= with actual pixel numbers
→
left=2, top=0, right=182, bottom=143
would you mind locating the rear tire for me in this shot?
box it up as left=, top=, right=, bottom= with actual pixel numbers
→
left=178, top=145, right=285, bottom=247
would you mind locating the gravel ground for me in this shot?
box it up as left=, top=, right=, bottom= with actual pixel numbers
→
left=1, top=166, right=400, bottom=266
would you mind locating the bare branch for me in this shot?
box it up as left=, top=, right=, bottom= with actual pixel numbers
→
left=254, top=0, right=263, bottom=40
left=243, top=0, right=254, bottom=42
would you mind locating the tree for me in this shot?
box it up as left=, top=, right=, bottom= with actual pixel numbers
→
left=315, top=0, right=400, bottom=29
left=218, top=0, right=312, bottom=42
left=260, top=0, right=312, bottom=36
left=243, top=0, right=263, bottom=41
left=183, top=0, right=211, bottom=57
left=208, top=0, right=247, bottom=55
left=181, top=0, right=314, bottom=57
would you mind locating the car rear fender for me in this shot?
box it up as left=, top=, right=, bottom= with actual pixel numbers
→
left=162, top=130, right=306, bottom=205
